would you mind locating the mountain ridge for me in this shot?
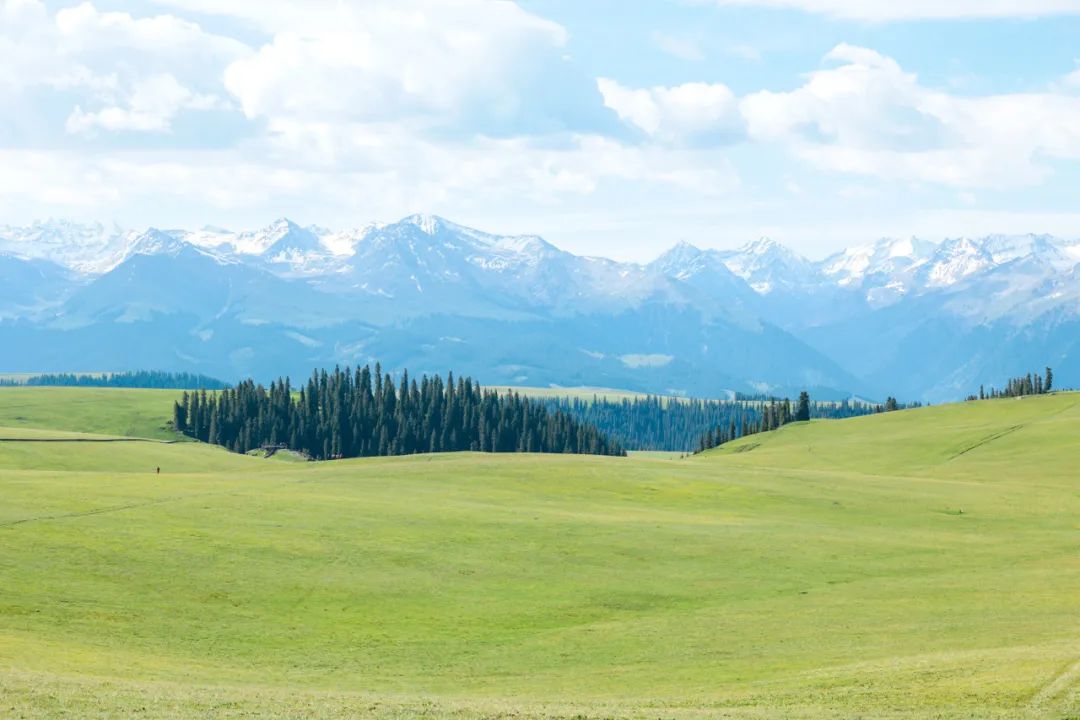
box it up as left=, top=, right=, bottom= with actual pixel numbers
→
left=3, top=215, right=1079, bottom=401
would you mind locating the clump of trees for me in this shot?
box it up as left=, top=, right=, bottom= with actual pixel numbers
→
left=7, top=370, right=229, bottom=390
left=967, top=367, right=1053, bottom=401
left=174, top=365, right=625, bottom=460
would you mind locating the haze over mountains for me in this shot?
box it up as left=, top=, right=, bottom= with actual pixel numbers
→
left=2, top=215, right=1078, bottom=402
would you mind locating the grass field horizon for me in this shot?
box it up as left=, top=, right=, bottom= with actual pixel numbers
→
left=1, top=387, right=1077, bottom=718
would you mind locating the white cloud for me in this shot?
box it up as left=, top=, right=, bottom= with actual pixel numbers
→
left=739, top=44, right=1080, bottom=188
left=707, top=0, right=1080, bottom=21
left=0, top=135, right=740, bottom=233
left=9, top=0, right=1080, bottom=259
left=66, top=74, right=224, bottom=134
left=52, top=2, right=245, bottom=61
left=601, top=42, right=1080, bottom=189
left=598, top=78, right=743, bottom=143
left=740, top=44, right=947, bottom=150
left=0, top=0, right=743, bottom=242
left=208, top=0, right=604, bottom=136
left=0, top=0, right=246, bottom=132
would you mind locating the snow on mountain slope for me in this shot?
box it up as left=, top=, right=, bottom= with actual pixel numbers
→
left=170, top=225, right=237, bottom=252
left=331, top=214, right=675, bottom=317
left=170, top=219, right=347, bottom=278
left=57, top=232, right=340, bottom=329
left=937, top=250, right=1080, bottom=325
left=6, top=214, right=1080, bottom=401
left=820, top=237, right=936, bottom=307
left=816, top=233, right=1080, bottom=310
left=0, top=220, right=131, bottom=274
left=649, top=241, right=763, bottom=324
left=717, top=237, right=824, bottom=295
left=9, top=218, right=1075, bottom=314
left=124, top=229, right=199, bottom=259
left=255, top=219, right=344, bottom=277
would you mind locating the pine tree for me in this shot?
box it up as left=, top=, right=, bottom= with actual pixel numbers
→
left=795, top=391, right=811, bottom=422
left=173, top=395, right=188, bottom=432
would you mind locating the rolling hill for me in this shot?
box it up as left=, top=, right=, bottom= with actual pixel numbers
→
left=0, top=387, right=1077, bottom=718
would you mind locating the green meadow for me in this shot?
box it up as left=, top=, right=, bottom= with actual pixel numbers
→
left=0, top=387, right=1077, bottom=718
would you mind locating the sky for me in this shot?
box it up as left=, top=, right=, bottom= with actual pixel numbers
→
left=2, top=0, right=1080, bottom=261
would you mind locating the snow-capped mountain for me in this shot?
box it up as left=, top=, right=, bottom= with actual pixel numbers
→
left=818, top=233, right=1080, bottom=312
left=323, top=214, right=687, bottom=320
left=649, top=242, right=765, bottom=325
left=56, top=231, right=340, bottom=330
left=0, top=220, right=132, bottom=274
left=717, top=237, right=826, bottom=295
left=2, top=215, right=1079, bottom=401
left=820, top=237, right=936, bottom=307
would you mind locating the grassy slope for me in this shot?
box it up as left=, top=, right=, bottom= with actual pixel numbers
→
left=0, top=386, right=182, bottom=440
left=0, top=388, right=1077, bottom=718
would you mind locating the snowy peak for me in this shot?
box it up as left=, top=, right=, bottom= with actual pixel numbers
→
left=813, top=233, right=1080, bottom=311
left=110, top=229, right=239, bottom=273
left=651, top=242, right=742, bottom=284
left=125, top=229, right=189, bottom=257
left=648, top=242, right=762, bottom=324
left=0, top=219, right=128, bottom=274
left=910, top=235, right=1065, bottom=289
left=401, top=213, right=451, bottom=236
left=653, top=241, right=703, bottom=266
left=260, top=219, right=325, bottom=258
left=741, top=236, right=783, bottom=255
left=979, top=233, right=1072, bottom=267
left=923, top=237, right=993, bottom=287
left=819, top=237, right=936, bottom=297
left=360, top=214, right=561, bottom=268
left=5, top=216, right=1080, bottom=322
left=718, top=237, right=820, bottom=295
left=821, top=237, right=935, bottom=282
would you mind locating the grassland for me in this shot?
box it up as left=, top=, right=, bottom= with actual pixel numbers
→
left=0, top=387, right=1077, bottom=718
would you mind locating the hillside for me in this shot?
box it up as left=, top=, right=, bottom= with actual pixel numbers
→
left=0, top=389, right=1077, bottom=718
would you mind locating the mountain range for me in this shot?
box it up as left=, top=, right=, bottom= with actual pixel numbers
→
left=2, top=214, right=1078, bottom=402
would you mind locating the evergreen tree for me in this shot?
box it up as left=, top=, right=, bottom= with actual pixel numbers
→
left=795, top=391, right=811, bottom=422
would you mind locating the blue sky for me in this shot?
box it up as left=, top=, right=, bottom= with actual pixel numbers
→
left=2, top=0, right=1080, bottom=260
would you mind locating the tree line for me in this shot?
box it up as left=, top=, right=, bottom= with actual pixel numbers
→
left=0, top=370, right=228, bottom=390
left=545, top=392, right=904, bottom=452
left=173, top=365, right=625, bottom=460
left=694, top=391, right=919, bottom=453
left=968, top=367, right=1053, bottom=401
